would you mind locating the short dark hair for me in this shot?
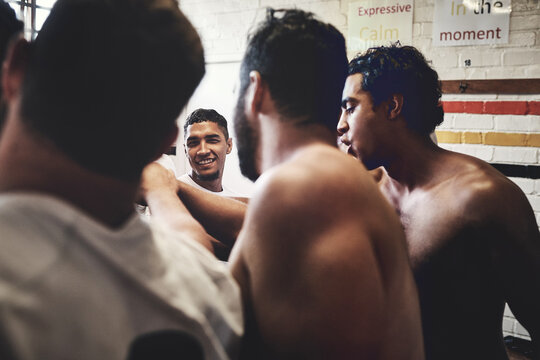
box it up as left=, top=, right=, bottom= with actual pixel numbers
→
left=184, top=108, right=229, bottom=139
left=348, top=44, right=444, bottom=135
left=239, top=8, right=347, bottom=130
left=20, top=0, right=205, bottom=181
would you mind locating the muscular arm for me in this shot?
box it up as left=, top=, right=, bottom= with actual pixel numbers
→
left=176, top=180, right=247, bottom=248
left=141, top=163, right=216, bottom=252
left=230, top=159, right=389, bottom=359
left=488, top=181, right=540, bottom=355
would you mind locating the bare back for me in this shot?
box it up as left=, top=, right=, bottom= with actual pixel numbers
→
left=230, top=144, right=424, bottom=359
left=375, top=150, right=540, bottom=359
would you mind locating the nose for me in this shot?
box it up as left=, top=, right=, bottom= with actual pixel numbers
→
left=197, top=142, right=211, bottom=155
left=336, top=114, right=349, bottom=136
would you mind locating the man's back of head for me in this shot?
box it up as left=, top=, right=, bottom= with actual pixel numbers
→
left=238, top=8, right=347, bottom=130
left=20, top=0, right=205, bottom=181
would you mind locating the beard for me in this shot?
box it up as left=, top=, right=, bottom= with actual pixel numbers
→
left=194, top=170, right=220, bottom=182
left=233, top=93, right=259, bottom=182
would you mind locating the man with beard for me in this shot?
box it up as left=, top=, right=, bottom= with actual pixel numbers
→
left=143, top=8, right=424, bottom=359
left=180, top=108, right=236, bottom=195
left=337, top=44, right=540, bottom=359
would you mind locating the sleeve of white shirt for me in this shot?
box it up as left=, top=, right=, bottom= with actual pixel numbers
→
left=155, top=154, right=178, bottom=178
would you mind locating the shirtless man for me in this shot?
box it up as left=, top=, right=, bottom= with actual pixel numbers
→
left=337, top=44, right=540, bottom=359
left=225, top=9, right=424, bottom=359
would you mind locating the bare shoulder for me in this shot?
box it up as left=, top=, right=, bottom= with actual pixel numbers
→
left=246, top=144, right=381, bottom=234
left=234, top=143, right=404, bottom=282
left=438, top=153, right=530, bottom=220
left=424, top=151, right=538, bottom=245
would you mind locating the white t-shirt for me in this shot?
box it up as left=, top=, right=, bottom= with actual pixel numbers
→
left=0, top=193, right=243, bottom=360
left=179, top=174, right=238, bottom=197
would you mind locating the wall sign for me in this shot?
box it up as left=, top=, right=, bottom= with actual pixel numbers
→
left=348, top=0, right=413, bottom=53
left=432, top=0, right=511, bottom=47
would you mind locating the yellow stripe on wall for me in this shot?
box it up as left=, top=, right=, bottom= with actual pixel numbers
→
left=436, top=131, right=540, bottom=147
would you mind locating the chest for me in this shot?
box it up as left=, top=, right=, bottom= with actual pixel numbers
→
left=395, top=195, right=467, bottom=271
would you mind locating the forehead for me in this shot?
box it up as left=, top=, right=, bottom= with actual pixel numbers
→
left=342, top=73, right=365, bottom=98
left=185, top=121, right=226, bottom=138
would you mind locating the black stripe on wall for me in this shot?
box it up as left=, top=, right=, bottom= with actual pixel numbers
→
left=490, top=164, right=540, bottom=179
left=166, top=147, right=177, bottom=156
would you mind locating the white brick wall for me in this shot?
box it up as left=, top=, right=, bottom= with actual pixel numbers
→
left=179, top=0, right=539, bottom=341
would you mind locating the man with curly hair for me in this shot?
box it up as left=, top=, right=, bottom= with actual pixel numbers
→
left=338, top=44, right=540, bottom=360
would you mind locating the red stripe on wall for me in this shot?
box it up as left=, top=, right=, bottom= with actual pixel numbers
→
left=443, top=102, right=465, bottom=113
left=484, top=101, right=528, bottom=115
left=442, top=101, right=540, bottom=115
left=464, top=102, right=484, bottom=113
left=529, top=101, right=540, bottom=115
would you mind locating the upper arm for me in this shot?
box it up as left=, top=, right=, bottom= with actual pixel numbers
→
left=479, top=181, right=540, bottom=342
left=177, top=180, right=247, bottom=248
left=232, top=166, right=386, bottom=358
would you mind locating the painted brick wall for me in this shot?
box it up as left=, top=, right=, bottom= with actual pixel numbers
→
left=178, top=0, right=539, bottom=340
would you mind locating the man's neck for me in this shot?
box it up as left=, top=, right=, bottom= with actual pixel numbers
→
left=259, top=115, right=337, bottom=172
left=0, top=118, right=138, bottom=228
left=381, top=131, right=444, bottom=191
left=189, top=173, right=223, bottom=193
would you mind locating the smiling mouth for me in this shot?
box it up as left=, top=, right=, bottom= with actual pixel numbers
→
left=196, top=158, right=216, bottom=166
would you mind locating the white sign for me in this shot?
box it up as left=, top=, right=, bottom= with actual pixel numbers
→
left=348, top=0, right=413, bottom=53
left=433, top=0, right=511, bottom=46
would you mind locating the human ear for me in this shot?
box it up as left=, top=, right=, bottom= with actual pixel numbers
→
left=2, top=38, right=31, bottom=102
left=226, top=138, right=233, bottom=154
left=388, top=94, right=404, bottom=120
left=246, top=71, right=264, bottom=115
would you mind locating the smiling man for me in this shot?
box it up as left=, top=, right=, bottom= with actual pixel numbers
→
left=181, top=108, right=236, bottom=196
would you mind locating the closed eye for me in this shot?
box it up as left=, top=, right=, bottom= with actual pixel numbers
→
left=341, top=98, right=357, bottom=115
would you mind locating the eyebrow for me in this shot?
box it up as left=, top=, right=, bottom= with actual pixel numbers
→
left=341, top=97, right=357, bottom=108
left=186, top=133, right=222, bottom=142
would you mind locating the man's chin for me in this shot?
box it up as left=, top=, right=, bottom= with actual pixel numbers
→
left=195, top=171, right=220, bottom=182
left=360, top=158, right=380, bottom=171
left=347, top=151, right=378, bottom=170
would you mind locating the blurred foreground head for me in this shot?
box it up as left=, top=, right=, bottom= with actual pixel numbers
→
left=20, top=0, right=205, bottom=181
